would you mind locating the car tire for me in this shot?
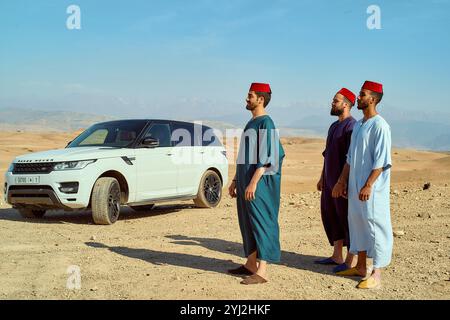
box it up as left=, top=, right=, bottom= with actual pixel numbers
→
left=194, top=170, right=222, bottom=208
left=130, top=204, right=155, bottom=211
left=18, top=208, right=46, bottom=219
left=91, top=177, right=121, bottom=225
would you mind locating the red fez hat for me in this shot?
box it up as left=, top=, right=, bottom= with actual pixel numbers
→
left=337, top=88, right=356, bottom=105
left=249, top=83, right=272, bottom=94
left=362, top=81, right=383, bottom=94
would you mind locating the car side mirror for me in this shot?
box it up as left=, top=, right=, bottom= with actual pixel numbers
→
left=142, top=137, right=159, bottom=148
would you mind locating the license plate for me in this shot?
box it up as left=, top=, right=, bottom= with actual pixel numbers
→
left=15, top=176, right=40, bottom=184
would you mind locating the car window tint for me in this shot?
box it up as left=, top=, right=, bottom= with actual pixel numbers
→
left=144, top=123, right=171, bottom=147
left=67, top=120, right=147, bottom=148
left=114, top=129, right=137, bottom=145
left=202, top=127, right=222, bottom=146
left=79, top=129, right=108, bottom=145
left=171, top=123, right=194, bottom=147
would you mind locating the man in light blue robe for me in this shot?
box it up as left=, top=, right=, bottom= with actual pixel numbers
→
left=332, top=81, right=393, bottom=289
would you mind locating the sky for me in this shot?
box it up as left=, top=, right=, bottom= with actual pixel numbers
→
left=0, top=0, right=449, bottom=118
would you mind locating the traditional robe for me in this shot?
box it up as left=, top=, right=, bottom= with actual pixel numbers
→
left=321, top=116, right=356, bottom=247
left=236, top=115, right=285, bottom=263
left=347, top=115, right=393, bottom=268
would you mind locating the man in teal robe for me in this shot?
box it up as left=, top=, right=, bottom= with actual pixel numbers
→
left=228, top=82, right=285, bottom=285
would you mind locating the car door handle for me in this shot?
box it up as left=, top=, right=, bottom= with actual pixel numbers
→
left=166, top=153, right=173, bottom=156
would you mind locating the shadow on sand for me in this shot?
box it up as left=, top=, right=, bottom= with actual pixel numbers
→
left=85, top=234, right=331, bottom=277
left=1, top=205, right=338, bottom=277
left=0, top=203, right=194, bottom=225
left=85, top=241, right=239, bottom=277
left=165, top=234, right=332, bottom=275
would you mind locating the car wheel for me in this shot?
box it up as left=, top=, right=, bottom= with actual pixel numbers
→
left=194, top=170, right=222, bottom=208
left=18, top=208, right=46, bottom=219
left=91, top=177, right=121, bottom=225
left=130, top=204, right=155, bottom=211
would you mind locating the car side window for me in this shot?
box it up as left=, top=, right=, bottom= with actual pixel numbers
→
left=114, top=129, right=137, bottom=146
left=171, top=123, right=194, bottom=147
left=143, top=123, right=171, bottom=147
left=202, top=127, right=222, bottom=146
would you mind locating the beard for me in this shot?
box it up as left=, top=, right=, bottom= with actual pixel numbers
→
left=330, top=107, right=343, bottom=116
left=246, top=103, right=257, bottom=111
left=357, top=102, right=368, bottom=110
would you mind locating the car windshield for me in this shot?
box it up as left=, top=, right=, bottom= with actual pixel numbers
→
left=67, top=120, right=148, bottom=148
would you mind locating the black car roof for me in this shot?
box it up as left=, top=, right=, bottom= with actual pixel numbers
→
left=96, top=119, right=214, bottom=130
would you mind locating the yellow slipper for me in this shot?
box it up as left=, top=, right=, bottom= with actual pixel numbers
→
left=357, top=277, right=381, bottom=289
left=336, top=267, right=365, bottom=277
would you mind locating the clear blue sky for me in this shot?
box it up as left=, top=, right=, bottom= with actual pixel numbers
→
left=1, top=0, right=449, bottom=116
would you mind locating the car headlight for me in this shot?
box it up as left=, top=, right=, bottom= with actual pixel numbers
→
left=53, top=160, right=97, bottom=171
left=7, top=163, right=14, bottom=172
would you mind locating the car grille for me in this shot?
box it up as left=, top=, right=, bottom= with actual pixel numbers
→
left=8, top=185, right=54, bottom=191
left=12, top=163, right=56, bottom=174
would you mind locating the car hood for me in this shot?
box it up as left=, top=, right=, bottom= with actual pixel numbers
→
left=13, top=146, right=133, bottom=163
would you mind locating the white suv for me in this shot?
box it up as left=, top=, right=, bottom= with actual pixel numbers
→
left=4, top=119, right=228, bottom=224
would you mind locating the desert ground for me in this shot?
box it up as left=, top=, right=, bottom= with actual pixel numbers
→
left=0, top=131, right=449, bottom=300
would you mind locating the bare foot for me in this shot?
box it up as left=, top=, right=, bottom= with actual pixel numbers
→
left=355, top=267, right=367, bottom=277
left=244, top=263, right=258, bottom=274
left=331, top=256, right=345, bottom=265
left=255, top=271, right=267, bottom=281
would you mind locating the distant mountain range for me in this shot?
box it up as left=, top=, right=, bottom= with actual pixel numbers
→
left=205, top=104, right=450, bottom=151
left=0, top=106, right=449, bottom=151
left=0, top=108, right=116, bottom=132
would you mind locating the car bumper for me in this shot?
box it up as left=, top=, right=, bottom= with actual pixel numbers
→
left=4, top=168, right=97, bottom=209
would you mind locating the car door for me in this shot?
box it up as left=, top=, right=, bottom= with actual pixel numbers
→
left=171, top=122, right=204, bottom=195
left=134, top=122, right=177, bottom=201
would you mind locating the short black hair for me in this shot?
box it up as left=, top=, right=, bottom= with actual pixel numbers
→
left=255, top=91, right=271, bottom=108
left=371, top=91, right=383, bottom=104
left=343, top=96, right=354, bottom=108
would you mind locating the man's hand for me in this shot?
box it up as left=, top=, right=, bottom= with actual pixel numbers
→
left=359, top=185, right=372, bottom=201
left=332, top=181, right=347, bottom=199
left=245, top=182, right=257, bottom=201
left=317, top=177, right=324, bottom=192
left=228, top=181, right=237, bottom=198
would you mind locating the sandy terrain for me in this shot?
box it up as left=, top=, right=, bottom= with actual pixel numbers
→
left=0, top=131, right=449, bottom=300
